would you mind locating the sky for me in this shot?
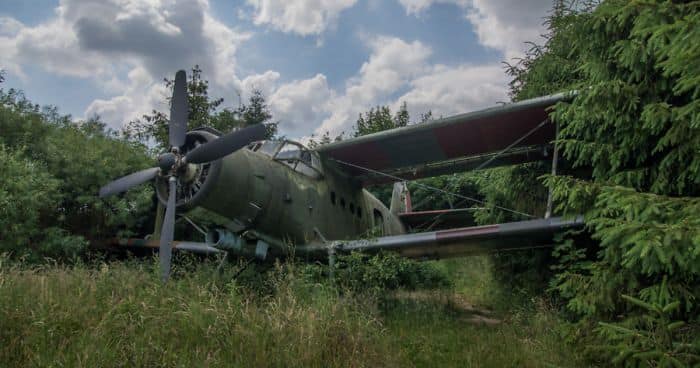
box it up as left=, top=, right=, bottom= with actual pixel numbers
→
left=0, top=0, right=555, bottom=140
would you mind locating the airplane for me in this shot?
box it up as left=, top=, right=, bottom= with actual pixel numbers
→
left=98, top=70, right=583, bottom=281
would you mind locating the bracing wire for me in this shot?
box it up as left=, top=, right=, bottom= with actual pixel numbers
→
left=331, top=158, right=536, bottom=219
left=330, top=118, right=552, bottom=222
left=424, top=118, right=551, bottom=222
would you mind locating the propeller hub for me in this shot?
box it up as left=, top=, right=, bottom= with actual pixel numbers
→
left=157, top=152, right=178, bottom=172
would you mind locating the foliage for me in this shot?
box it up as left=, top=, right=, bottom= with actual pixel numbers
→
left=0, top=256, right=591, bottom=367
left=504, top=1, right=700, bottom=366
left=306, top=130, right=344, bottom=149
left=0, top=85, right=154, bottom=261
left=597, top=293, right=699, bottom=367
left=354, top=102, right=410, bottom=137
left=0, top=145, right=72, bottom=259
left=301, top=252, right=452, bottom=293
left=350, top=103, right=486, bottom=212
left=124, top=65, right=277, bottom=149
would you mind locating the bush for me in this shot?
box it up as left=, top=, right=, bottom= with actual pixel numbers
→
left=504, top=1, right=700, bottom=366
left=0, top=87, right=155, bottom=261
left=0, top=145, right=84, bottom=259
left=300, top=252, right=452, bottom=294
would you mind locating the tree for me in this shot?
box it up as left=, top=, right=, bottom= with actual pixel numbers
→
left=125, top=66, right=277, bottom=148
left=306, top=130, right=344, bottom=149
left=354, top=103, right=409, bottom=137
left=0, top=87, right=154, bottom=261
left=501, top=1, right=700, bottom=365
left=350, top=103, right=483, bottom=212
left=235, top=89, right=278, bottom=139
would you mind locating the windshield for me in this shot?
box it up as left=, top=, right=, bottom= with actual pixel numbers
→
left=273, top=141, right=322, bottom=178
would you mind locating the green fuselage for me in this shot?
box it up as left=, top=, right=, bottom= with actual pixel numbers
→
left=186, top=141, right=405, bottom=246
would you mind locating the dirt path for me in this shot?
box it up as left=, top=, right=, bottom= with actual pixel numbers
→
left=388, top=290, right=502, bottom=325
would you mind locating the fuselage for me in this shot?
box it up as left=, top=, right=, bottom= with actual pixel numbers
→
left=158, top=134, right=405, bottom=248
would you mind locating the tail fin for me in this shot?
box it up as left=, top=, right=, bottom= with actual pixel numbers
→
left=390, top=182, right=412, bottom=215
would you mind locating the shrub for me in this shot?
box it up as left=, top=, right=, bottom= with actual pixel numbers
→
left=502, top=1, right=700, bottom=366
left=0, top=145, right=83, bottom=259
left=300, top=252, right=452, bottom=294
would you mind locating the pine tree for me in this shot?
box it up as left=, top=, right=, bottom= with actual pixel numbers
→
left=504, top=1, right=700, bottom=365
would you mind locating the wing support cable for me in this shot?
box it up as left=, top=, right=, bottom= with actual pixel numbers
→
left=418, top=118, right=551, bottom=228
left=332, top=118, right=552, bottom=221
left=332, top=158, right=535, bottom=219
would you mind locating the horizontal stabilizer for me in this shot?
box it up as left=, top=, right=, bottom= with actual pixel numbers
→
left=399, top=208, right=478, bottom=231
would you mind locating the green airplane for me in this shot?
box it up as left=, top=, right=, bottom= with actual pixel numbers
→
left=99, top=70, right=582, bottom=281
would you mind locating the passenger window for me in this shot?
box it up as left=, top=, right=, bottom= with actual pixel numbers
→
left=330, top=191, right=336, bottom=205
left=349, top=203, right=355, bottom=213
left=340, top=198, right=346, bottom=208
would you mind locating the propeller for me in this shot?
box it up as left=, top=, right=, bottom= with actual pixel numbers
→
left=98, top=167, right=159, bottom=198
left=98, top=69, right=267, bottom=282
left=169, top=70, right=188, bottom=148
left=186, top=124, right=266, bottom=164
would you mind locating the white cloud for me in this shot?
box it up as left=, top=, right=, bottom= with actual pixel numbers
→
left=316, top=36, right=432, bottom=136
left=0, top=0, right=255, bottom=129
left=466, top=0, right=552, bottom=59
left=1, top=0, right=524, bottom=141
left=246, top=0, right=357, bottom=36
left=0, top=15, right=109, bottom=79
left=0, top=16, right=24, bottom=36
left=267, top=35, right=511, bottom=140
left=398, top=0, right=552, bottom=59
left=392, top=64, right=508, bottom=119
left=269, top=74, right=333, bottom=138
left=398, top=0, right=468, bottom=15
left=84, top=67, right=168, bottom=130
left=239, top=70, right=281, bottom=101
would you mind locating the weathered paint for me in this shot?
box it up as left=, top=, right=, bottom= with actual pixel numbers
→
left=316, top=92, right=573, bottom=184
left=128, top=92, right=578, bottom=261
left=319, top=216, right=584, bottom=260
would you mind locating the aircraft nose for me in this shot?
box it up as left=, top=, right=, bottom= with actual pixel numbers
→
left=195, top=150, right=255, bottom=226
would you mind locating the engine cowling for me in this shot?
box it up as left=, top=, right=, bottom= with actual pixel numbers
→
left=154, top=129, right=222, bottom=211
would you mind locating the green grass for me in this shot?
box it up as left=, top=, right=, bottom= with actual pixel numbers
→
left=0, top=255, right=593, bottom=367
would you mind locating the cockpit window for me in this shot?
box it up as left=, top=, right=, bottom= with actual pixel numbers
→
left=258, top=141, right=282, bottom=156
left=273, top=141, right=322, bottom=178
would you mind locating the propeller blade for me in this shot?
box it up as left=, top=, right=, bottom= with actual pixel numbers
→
left=160, top=177, right=177, bottom=282
left=185, top=124, right=267, bottom=164
left=169, top=70, right=188, bottom=148
left=99, top=167, right=159, bottom=198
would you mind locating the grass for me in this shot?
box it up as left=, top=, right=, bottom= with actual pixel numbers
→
left=0, top=255, right=593, bottom=367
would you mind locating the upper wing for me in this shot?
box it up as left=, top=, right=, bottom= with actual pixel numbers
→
left=315, top=92, right=573, bottom=185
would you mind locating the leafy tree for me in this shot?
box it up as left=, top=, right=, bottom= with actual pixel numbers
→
left=418, top=110, right=433, bottom=123
left=306, top=130, right=344, bottom=149
left=501, top=1, right=700, bottom=365
left=235, top=89, right=278, bottom=139
left=350, top=103, right=484, bottom=215
left=354, top=102, right=409, bottom=137
left=0, top=85, right=154, bottom=260
left=124, top=65, right=224, bottom=147
left=125, top=65, right=277, bottom=148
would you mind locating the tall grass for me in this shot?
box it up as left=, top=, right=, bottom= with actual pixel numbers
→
left=1, top=255, right=593, bottom=367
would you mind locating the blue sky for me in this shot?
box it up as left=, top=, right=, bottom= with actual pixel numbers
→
left=0, top=0, right=553, bottom=139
